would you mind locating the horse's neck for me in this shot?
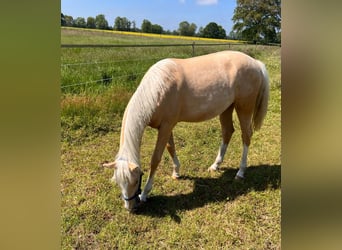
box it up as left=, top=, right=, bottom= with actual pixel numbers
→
left=117, top=62, right=171, bottom=164
left=117, top=101, right=149, bottom=165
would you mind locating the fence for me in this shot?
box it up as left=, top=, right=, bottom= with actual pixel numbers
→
left=61, top=42, right=278, bottom=90
left=61, top=42, right=248, bottom=56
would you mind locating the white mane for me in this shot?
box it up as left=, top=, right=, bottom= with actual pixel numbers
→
left=116, top=59, right=177, bottom=167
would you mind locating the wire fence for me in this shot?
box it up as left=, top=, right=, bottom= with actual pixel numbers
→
left=61, top=42, right=246, bottom=57
left=61, top=42, right=278, bottom=90
left=61, top=57, right=161, bottom=67
left=61, top=73, right=146, bottom=89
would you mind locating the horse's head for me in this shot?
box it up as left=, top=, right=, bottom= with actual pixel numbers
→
left=103, top=159, right=143, bottom=212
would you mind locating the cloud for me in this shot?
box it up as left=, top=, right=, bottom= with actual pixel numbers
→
left=179, top=0, right=186, bottom=4
left=196, top=0, right=218, bottom=5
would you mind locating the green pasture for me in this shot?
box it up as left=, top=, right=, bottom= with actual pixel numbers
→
left=61, top=28, right=281, bottom=249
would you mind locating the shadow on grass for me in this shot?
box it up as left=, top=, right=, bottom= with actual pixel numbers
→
left=136, top=164, right=281, bottom=222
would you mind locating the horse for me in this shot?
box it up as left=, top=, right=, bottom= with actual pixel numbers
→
left=103, top=50, right=269, bottom=212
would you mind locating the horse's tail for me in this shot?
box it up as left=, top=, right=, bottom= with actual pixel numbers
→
left=252, top=60, right=270, bottom=131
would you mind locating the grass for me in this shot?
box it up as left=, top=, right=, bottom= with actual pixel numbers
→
left=61, top=27, right=245, bottom=45
left=61, top=28, right=281, bottom=249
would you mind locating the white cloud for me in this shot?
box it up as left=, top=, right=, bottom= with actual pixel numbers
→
left=179, top=0, right=186, bottom=4
left=196, top=0, right=218, bottom=5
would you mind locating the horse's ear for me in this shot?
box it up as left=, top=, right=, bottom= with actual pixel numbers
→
left=102, top=161, right=116, bottom=169
left=128, top=163, right=139, bottom=172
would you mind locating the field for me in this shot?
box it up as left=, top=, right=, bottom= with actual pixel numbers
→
left=61, top=27, right=281, bottom=249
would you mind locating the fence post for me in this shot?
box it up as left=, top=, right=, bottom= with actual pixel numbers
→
left=192, top=42, right=195, bottom=57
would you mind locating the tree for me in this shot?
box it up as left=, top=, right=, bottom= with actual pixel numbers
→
left=64, top=15, right=74, bottom=27
left=197, top=26, right=204, bottom=37
left=178, top=21, right=197, bottom=36
left=202, top=22, right=226, bottom=39
left=61, top=13, right=66, bottom=26
left=114, top=17, right=131, bottom=31
left=131, top=21, right=137, bottom=32
left=74, top=17, right=86, bottom=28
left=95, top=14, right=108, bottom=30
left=172, top=30, right=179, bottom=36
left=141, top=19, right=165, bottom=34
left=86, top=17, right=96, bottom=29
left=232, top=0, right=281, bottom=44
left=141, top=19, right=152, bottom=33
left=217, top=25, right=226, bottom=39
left=151, top=24, right=163, bottom=34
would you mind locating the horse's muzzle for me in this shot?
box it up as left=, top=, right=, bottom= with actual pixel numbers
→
left=126, top=196, right=142, bottom=213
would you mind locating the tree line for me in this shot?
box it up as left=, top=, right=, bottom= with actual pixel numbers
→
left=61, top=13, right=228, bottom=39
left=61, top=0, right=281, bottom=44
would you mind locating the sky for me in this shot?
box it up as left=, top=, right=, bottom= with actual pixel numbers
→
left=61, top=0, right=236, bottom=34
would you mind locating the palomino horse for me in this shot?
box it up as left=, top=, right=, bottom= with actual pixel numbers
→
left=103, top=51, right=269, bottom=211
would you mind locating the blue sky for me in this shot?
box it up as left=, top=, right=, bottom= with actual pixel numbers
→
left=61, top=0, right=236, bottom=34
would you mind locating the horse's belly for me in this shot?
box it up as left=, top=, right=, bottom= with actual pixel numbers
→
left=180, top=109, right=224, bottom=122
left=179, top=92, right=233, bottom=122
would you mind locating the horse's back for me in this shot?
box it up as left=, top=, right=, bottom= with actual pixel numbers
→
left=170, top=51, right=263, bottom=122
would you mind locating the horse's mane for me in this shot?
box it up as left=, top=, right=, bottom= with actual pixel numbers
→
left=112, top=159, right=131, bottom=184
left=117, top=59, right=177, bottom=166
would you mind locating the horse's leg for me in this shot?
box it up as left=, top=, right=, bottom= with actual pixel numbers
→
left=166, top=132, right=181, bottom=179
left=235, top=107, right=253, bottom=179
left=208, top=104, right=235, bottom=172
left=140, top=124, right=173, bottom=202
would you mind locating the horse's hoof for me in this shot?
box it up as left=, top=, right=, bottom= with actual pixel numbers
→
left=172, top=173, right=180, bottom=179
left=100, top=161, right=108, bottom=167
left=139, top=194, right=147, bottom=202
left=234, top=175, right=244, bottom=181
left=208, top=166, right=218, bottom=172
